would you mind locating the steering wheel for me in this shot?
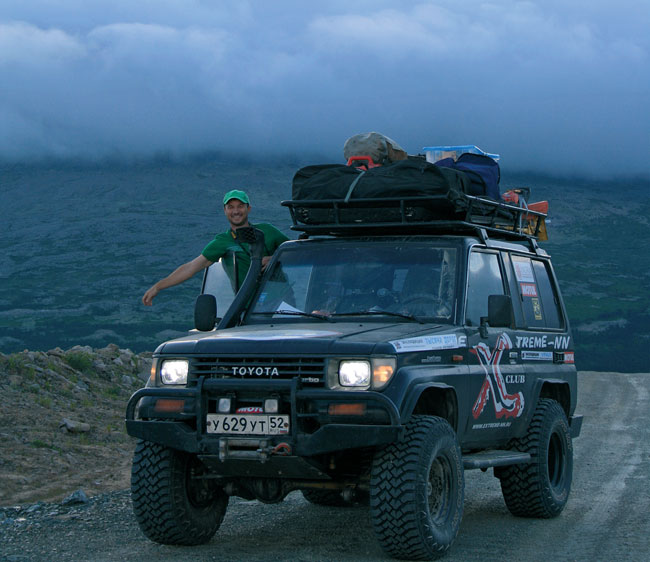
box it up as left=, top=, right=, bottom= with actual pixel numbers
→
left=401, top=294, right=451, bottom=316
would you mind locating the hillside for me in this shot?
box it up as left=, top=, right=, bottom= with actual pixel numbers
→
left=0, top=345, right=149, bottom=506
left=1, top=156, right=649, bottom=371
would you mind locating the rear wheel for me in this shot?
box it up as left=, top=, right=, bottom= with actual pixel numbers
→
left=131, top=440, right=229, bottom=545
left=496, top=398, right=573, bottom=518
left=370, top=416, right=464, bottom=560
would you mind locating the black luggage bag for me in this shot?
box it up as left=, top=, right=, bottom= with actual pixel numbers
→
left=290, top=158, right=472, bottom=225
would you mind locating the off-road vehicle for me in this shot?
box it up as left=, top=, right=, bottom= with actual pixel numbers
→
left=126, top=173, right=581, bottom=560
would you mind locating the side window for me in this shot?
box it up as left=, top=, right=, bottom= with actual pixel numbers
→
left=532, top=260, right=563, bottom=329
left=465, top=251, right=505, bottom=326
left=511, top=256, right=563, bottom=329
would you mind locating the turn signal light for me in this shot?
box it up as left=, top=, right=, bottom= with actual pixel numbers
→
left=328, top=403, right=366, bottom=416
left=154, top=399, right=185, bottom=413
left=373, top=364, right=394, bottom=385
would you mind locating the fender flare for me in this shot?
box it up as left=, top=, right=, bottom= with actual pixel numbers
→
left=399, top=381, right=458, bottom=428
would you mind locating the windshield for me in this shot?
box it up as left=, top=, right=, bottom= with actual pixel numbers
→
left=248, top=241, right=457, bottom=322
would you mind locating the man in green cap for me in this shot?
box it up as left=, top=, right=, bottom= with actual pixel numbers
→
left=142, top=190, right=288, bottom=306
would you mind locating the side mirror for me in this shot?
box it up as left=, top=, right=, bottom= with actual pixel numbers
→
left=194, top=294, right=217, bottom=331
left=488, top=294, right=512, bottom=327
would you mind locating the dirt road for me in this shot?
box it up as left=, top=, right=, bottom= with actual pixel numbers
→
left=3, top=371, right=650, bottom=561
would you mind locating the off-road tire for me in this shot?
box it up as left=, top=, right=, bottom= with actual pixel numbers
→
left=370, top=415, right=464, bottom=560
left=131, top=440, right=229, bottom=545
left=496, top=398, right=573, bottom=518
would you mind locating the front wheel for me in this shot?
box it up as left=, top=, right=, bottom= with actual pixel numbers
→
left=496, top=398, right=573, bottom=518
left=370, top=415, right=464, bottom=560
left=131, top=440, right=229, bottom=545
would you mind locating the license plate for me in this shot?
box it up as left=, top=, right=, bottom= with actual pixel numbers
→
left=206, top=414, right=289, bottom=435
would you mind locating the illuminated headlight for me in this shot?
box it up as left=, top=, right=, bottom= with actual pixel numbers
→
left=160, top=359, right=189, bottom=385
left=339, top=361, right=371, bottom=387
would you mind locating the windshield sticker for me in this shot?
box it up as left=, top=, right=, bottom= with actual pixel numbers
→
left=513, top=260, right=535, bottom=282
left=390, top=333, right=460, bottom=353
left=520, top=283, right=538, bottom=297
left=471, top=333, right=525, bottom=420
left=521, top=351, right=553, bottom=361
left=210, top=329, right=341, bottom=340
left=532, top=298, right=543, bottom=320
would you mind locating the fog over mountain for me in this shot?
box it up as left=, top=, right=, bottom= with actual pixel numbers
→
left=1, top=1, right=648, bottom=176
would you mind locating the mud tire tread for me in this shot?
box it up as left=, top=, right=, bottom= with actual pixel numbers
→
left=131, top=440, right=228, bottom=545
left=496, top=398, right=573, bottom=518
left=369, top=415, right=464, bottom=561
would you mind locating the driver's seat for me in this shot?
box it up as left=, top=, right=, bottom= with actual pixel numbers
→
left=400, top=266, right=441, bottom=316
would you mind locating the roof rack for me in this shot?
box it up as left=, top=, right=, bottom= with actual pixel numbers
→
left=281, top=193, right=547, bottom=242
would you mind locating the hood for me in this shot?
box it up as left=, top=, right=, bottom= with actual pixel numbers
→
left=158, top=321, right=458, bottom=356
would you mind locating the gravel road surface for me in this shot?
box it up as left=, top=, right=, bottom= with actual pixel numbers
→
left=2, top=371, right=649, bottom=561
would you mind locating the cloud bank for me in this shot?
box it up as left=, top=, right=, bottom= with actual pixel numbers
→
left=0, top=1, right=648, bottom=175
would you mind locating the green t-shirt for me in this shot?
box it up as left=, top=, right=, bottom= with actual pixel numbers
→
left=201, top=223, right=289, bottom=290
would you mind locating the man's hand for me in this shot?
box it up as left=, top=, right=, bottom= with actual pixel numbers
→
left=141, top=255, right=212, bottom=306
left=142, top=285, right=159, bottom=306
left=262, top=256, right=272, bottom=271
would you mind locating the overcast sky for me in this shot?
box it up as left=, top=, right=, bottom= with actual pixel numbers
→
left=1, top=1, right=648, bottom=176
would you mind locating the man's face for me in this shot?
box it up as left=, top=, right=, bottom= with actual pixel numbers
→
left=224, top=199, right=250, bottom=228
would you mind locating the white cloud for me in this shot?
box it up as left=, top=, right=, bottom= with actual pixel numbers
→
left=0, top=21, right=85, bottom=65
left=0, top=1, right=647, bottom=175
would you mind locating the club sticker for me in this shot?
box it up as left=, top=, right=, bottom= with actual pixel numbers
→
left=513, top=259, right=535, bottom=282
left=391, top=333, right=463, bottom=353
left=521, top=351, right=553, bottom=361
left=520, top=283, right=538, bottom=297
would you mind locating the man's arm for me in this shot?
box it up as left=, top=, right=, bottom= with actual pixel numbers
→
left=260, top=224, right=290, bottom=270
left=142, top=254, right=213, bottom=306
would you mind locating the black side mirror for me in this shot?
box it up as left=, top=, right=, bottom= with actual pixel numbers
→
left=488, top=294, right=512, bottom=327
left=195, top=294, right=217, bottom=331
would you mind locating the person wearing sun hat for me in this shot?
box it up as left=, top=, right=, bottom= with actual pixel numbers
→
left=142, top=189, right=288, bottom=305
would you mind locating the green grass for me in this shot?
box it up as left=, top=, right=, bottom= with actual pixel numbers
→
left=64, top=351, right=94, bottom=373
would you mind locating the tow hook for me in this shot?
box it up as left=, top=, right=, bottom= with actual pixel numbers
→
left=218, top=438, right=292, bottom=462
left=271, top=442, right=292, bottom=456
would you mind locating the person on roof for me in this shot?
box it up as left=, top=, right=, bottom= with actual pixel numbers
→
left=142, top=190, right=288, bottom=306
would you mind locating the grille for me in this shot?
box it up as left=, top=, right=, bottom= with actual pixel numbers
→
left=190, top=356, right=325, bottom=385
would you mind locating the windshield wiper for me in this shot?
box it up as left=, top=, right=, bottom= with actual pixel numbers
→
left=252, top=310, right=334, bottom=322
left=330, top=310, right=425, bottom=324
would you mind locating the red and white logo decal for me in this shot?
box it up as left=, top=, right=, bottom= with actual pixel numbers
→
left=236, top=406, right=263, bottom=414
left=520, top=283, right=538, bottom=297
left=471, top=333, right=525, bottom=420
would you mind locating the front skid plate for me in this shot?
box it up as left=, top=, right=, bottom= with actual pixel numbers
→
left=198, top=454, right=331, bottom=479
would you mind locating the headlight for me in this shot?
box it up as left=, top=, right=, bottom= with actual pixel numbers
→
left=339, top=361, right=371, bottom=387
left=160, top=359, right=189, bottom=385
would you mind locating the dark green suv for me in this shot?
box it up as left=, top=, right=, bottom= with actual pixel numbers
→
left=126, top=194, right=581, bottom=560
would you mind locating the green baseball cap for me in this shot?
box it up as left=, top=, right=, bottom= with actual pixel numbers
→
left=223, top=189, right=250, bottom=206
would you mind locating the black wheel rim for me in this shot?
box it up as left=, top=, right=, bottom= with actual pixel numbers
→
left=427, top=453, right=454, bottom=523
left=548, top=429, right=567, bottom=490
left=186, top=459, right=215, bottom=508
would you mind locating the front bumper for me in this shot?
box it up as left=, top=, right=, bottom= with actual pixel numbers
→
left=125, top=377, right=402, bottom=460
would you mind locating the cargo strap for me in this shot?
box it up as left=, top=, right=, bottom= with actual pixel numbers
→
left=344, top=170, right=366, bottom=203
